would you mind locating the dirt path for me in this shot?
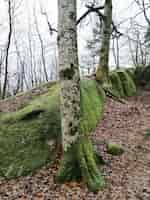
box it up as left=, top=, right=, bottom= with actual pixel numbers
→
left=92, top=90, right=150, bottom=200
left=0, top=90, right=150, bottom=200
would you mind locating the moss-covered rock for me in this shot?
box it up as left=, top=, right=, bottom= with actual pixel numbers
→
left=0, top=84, right=61, bottom=178
left=109, top=72, right=125, bottom=98
left=117, top=70, right=136, bottom=97
left=106, top=142, right=124, bottom=156
left=0, top=80, right=105, bottom=180
left=125, top=68, right=136, bottom=81
left=144, top=129, right=150, bottom=140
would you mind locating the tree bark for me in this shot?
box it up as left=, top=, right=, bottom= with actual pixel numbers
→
left=58, top=0, right=80, bottom=151
left=56, top=0, right=104, bottom=191
left=96, top=0, right=112, bottom=83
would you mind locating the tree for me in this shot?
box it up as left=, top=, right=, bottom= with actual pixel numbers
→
left=96, top=0, right=112, bottom=83
left=134, top=0, right=150, bottom=26
left=34, top=9, right=49, bottom=82
left=13, top=30, right=27, bottom=93
left=127, top=20, right=149, bottom=67
left=2, top=0, right=12, bottom=99
left=0, top=50, right=4, bottom=97
left=56, top=0, right=104, bottom=191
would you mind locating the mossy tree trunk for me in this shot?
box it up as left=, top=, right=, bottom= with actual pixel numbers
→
left=96, top=0, right=112, bottom=83
left=57, top=0, right=104, bottom=191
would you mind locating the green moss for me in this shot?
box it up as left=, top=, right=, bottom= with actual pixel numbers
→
left=0, top=84, right=61, bottom=178
left=107, top=142, right=124, bottom=156
left=0, top=80, right=105, bottom=180
left=56, top=80, right=106, bottom=191
left=80, top=80, right=105, bottom=134
left=56, top=136, right=105, bottom=192
left=109, top=72, right=125, bottom=98
left=144, top=129, right=150, bottom=139
left=117, top=70, right=136, bottom=97
left=125, top=68, right=136, bottom=80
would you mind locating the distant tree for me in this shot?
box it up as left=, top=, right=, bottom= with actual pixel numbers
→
left=0, top=50, right=4, bottom=97
left=127, top=20, right=149, bottom=67
left=134, top=0, right=150, bottom=26
left=145, top=26, right=150, bottom=46
left=134, top=0, right=150, bottom=65
left=34, top=9, right=49, bottom=82
left=2, top=0, right=12, bottom=99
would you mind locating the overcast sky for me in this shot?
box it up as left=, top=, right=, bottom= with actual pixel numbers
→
left=0, top=0, right=145, bottom=41
left=0, top=0, right=148, bottom=70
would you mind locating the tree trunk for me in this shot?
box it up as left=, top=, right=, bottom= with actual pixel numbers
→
left=57, top=0, right=104, bottom=191
left=2, top=0, right=12, bottom=99
left=116, top=37, right=120, bottom=69
left=58, top=0, right=80, bottom=154
left=0, top=51, right=3, bottom=98
left=34, top=11, right=49, bottom=82
left=96, top=0, right=112, bottom=83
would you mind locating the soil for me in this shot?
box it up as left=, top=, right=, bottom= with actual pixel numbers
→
left=0, top=90, right=150, bottom=200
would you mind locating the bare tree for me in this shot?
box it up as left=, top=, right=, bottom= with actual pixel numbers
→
left=134, top=0, right=150, bottom=25
left=0, top=50, right=4, bottom=97
left=34, top=9, right=49, bottom=82
left=116, top=36, right=120, bottom=68
left=13, top=30, right=28, bottom=92
left=95, top=0, right=112, bottom=82
left=127, top=20, right=149, bottom=67
left=2, top=0, right=13, bottom=99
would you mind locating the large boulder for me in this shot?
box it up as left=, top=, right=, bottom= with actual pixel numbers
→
left=0, top=80, right=105, bottom=179
left=117, top=70, right=136, bottom=97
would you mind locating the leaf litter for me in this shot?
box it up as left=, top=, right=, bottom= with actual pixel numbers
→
left=0, top=90, right=150, bottom=200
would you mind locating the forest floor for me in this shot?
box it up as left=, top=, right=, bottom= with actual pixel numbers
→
left=0, top=89, right=150, bottom=200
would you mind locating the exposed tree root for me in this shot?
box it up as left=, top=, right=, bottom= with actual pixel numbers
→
left=56, top=136, right=105, bottom=192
